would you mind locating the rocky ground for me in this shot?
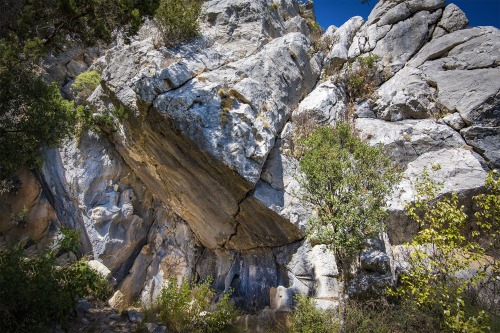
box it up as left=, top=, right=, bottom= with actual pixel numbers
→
left=54, top=299, right=165, bottom=333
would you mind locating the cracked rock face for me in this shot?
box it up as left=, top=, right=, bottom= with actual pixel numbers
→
left=3, top=0, right=499, bottom=311
left=94, top=1, right=322, bottom=251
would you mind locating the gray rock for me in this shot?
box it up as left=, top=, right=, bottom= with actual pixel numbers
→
left=104, top=31, right=319, bottom=251
left=66, top=59, right=89, bottom=79
left=281, top=242, right=340, bottom=300
left=409, top=27, right=487, bottom=67
left=325, top=16, right=364, bottom=68
left=353, top=100, right=376, bottom=119
left=461, top=126, right=500, bottom=168
left=426, top=68, right=500, bottom=126
left=270, top=285, right=295, bottom=311
left=367, top=0, right=444, bottom=27
left=442, top=112, right=466, bottom=131
left=88, top=260, right=112, bottom=278
left=371, top=67, right=439, bottom=121
left=388, top=147, right=487, bottom=213
left=294, top=80, right=347, bottom=125
left=432, top=3, right=469, bottom=39
left=349, top=0, right=445, bottom=74
left=76, top=299, right=91, bottom=318
left=284, top=15, right=310, bottom=35
left=14, top=0, right=497, bottom=314
left=360, top=250, right=391, bottom=274
left=355, top=118, right=465, bottom=166
left=127, top=309, right=145, bottom=323
left=371, top=27, right=500, bottom=125
left=145, top=323, right=167, bottom=333
left=370, top=10, right=434, bottom=73
left=348, top=271, right=393, bottom=300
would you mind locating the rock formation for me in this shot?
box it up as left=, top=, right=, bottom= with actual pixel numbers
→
left=1, top=0, right=498, bottom=312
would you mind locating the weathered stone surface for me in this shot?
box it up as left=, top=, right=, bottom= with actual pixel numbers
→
left=432, top=3, right=469, bottom=39
left=98, top=25, right=320, bottom=250
left=278, top=242, right=340, bottom=300
left=88, top=260, right=112, bottom=278
left=367, top=0, right=444, bottom=27
left=461, top=126, right=500, bottom=169
left=153, top=32, right=321, bottom=185
left=370, top=10, right=436, bottom=72
left=252, top=135, right=312, bottom=234
left=325, top=16, right=364, bottom=68
left=127, top=309, right=145, bottom=323
left=348, top=0, right=445, bottom=74
left=360, top=250, right=391, bottom=274
left=145, top=323, right=167, bottom=333
left=0, top=168, right=58, bottom=248
left=372, top=27, right=500, bottom=127
left=348, top=271, right=393, bottom=300
left=294, top=80, right=347, bottom=125
left=201, top=0, right=299, bottom=55
left=426, top=68, right=500, bottom=126
left=138, top=208, right=199, bottom=305
left=355, top=118, right=465, bottom=166
left=442, top=112, right=465, bottom=131
left=371, top=67, right=439, bottom=121
left=389, top=148, right=487, bottom=211
left=39, top=134, right=156, bottom=280
left=386, top=148, right=487, bottom=244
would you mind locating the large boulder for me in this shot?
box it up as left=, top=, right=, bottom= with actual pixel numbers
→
left=432, top=3, right=469, bottom=39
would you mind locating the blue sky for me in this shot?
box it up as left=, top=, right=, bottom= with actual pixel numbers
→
left=312, top=0, right=500, bottom=30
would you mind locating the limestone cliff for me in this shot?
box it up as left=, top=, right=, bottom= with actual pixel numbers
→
left=1, top=0, right=498, bottom=311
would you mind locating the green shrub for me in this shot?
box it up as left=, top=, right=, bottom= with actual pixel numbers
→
left=389, top=169, right=499, bottom=332
left=154, top=0, right=202, bottom=47
left=72, top=70, right=101, bottom=103
left=76, top=107, right=117, bottom=135
left=298, top=123, right=400, bottom=271
left=290, top=295, right=339, bottom=333
left=112, top=105, right=128, bottom=121
left=156, top=276, right=237, bottom=333
left=0, top=232, right=112, bottom=332
left=345, top=54, right=380, bottom=103
left=0, top=65, right=76, bottom=185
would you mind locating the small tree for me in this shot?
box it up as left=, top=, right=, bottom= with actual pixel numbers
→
left=0, top=65, right=76, bottom=186
left=390, top=169, right=499, bottom=332
left=297, top=123, right=399, bottom=332
left=154, top=0, right=202, bottom=47
left=298, top=123, right=400, bottom=273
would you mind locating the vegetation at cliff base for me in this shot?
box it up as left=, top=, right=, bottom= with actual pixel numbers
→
left=142, top=276, right=237, bottom=333
left=290, top=294, right=340, bottom=333
left=0, top=229, right=112, bottom=332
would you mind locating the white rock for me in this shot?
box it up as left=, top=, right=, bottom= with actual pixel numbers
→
left=88, top=260, right=112, bottom=278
